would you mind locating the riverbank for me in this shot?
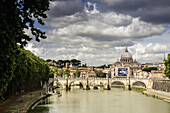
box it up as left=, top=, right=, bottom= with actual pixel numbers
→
left=143, top=89, right=170, bottom=103
left=0, top=89, right=47, bottom=113
left=132, top=87, right=170, bottom=103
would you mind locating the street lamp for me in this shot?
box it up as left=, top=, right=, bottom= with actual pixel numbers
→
left=128, top=76, right=131, bottom=90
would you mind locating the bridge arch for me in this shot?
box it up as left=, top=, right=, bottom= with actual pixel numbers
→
left=93, top=81, right=104, bottom=86
left=132, top=81, right=146, bottom=88
left=68, top=81, right=84, bottom=89
left=111, top=81, right=125, bottom=86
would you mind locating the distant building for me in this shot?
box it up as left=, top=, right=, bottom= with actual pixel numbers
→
left=88, top=66, right=96, bottom=77
left=143, top=61, right=166, bottom=78
left=144, top=62, right=165, bottom=70
left=151, top=70, right=166, bottom=78
left=110, top=47, right=142, bottom=78
left=47, top=48, right=167, bottom=79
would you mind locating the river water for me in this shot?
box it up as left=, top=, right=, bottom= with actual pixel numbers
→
left=29, top=87, right=170, bottom=113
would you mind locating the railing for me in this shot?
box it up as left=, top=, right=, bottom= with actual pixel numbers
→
left=56, top=77, right=152, bottom=81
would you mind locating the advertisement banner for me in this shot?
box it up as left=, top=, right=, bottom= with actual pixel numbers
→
left=118, top=68, right=128, bottom=76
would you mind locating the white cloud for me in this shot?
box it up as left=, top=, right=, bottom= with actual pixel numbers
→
left=25, top=2, right=170, bottom=66
left=44, top=9, right=165, bottom=48
left=126, top=43, right=170, bottom=63
left=25, top=42, right=45, bottom=56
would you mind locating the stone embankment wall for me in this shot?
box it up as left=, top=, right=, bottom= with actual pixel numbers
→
left=152, top=80, right=170, bottom=92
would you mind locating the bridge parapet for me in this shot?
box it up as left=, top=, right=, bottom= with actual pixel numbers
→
left=51, top=77, right=154, bottom=90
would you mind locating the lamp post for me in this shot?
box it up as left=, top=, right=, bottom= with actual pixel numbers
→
left=66, top=74, right=68, bottom=90
left=86, top=77, right=90, bottom=90
left=107, top=71, right=111, bottom=90
left=128, top=76, right=131, bottom=90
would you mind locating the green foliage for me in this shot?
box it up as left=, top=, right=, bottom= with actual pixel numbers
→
left=49, top=68, right=54, bottom=78
left=6, top=47, right=51, bottom=96
left=54, top=67, right=58, bottom=75
left=64, top=69, right=70, bottom=77
left=55, top=82, right=61, bottom=88
left=132, top=87, right=146, bottom=93
left=46, top=59, right=52, bottom=62
left=96, top=71, right=106, bottom=78
left=70, top=59, right=81, bottom=66
left=58, top=70, right=63, bottom=77
left=142, top=67, right=157, bottom=72
left=165, top=54, right=170, bottom=78
left=56, top=60, right=64, bottom=66
left=1, top=0, right=50, bottom=46
left=53, top=67, right=63, bottom=77
left=0, top=0, right=50, bottom=102
left=73, top=69, right=81, bottom=77
left=97, top=64, right=108, bottom=69
left=81, top=63, right=87, bottom=67
left=47, top=59, right=82, bottom=68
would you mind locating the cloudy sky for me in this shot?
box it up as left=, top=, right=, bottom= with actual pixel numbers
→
left=25, top=0, right=170, bottom=66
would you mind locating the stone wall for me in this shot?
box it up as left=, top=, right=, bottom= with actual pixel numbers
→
left=152, top=80, right=170, bottom=92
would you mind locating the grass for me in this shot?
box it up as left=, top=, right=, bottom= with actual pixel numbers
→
left=132, top=87, right=146, bottom=93
left=111, top=85, right=125, bottom=88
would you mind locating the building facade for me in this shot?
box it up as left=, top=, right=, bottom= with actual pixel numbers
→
left=110, top=47, right=142, bottom=78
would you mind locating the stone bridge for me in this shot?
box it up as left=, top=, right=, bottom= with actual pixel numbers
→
left=49, top=77, right=153, bottom=90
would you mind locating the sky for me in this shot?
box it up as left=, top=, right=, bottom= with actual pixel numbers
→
left=25, top=0, right=170, bottom=66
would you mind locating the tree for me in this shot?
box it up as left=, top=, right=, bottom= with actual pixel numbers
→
left=165, top=54, right=170, bottom=78
left=64, top=69, right=70, bottom=77
left=58, top=70, right=63, bottom=77
left=52, top=60, right=57, bottom=66
left=46, top=59, right=52, bottom=62
left=142, top=67, right=157, bottom=72
left=0, top=0, right=50, bottom=102
left=96, top=71, right=106, bottom=78
left=49, top=68, right=54, bottom=78
left=56, top=60, right=64, bottom=68
left=5, top=47, right=51, bottom=99
left=70, top=59, right=81, bottom=67
left=97, top=64, right=107, bottom=69
left=57, top=60, right=63, bottom=65
left=1, top=0, right=50, bottom=46
left=73, top=69, right=81, bottom=77
left=82, top=63, right=87, bottom=67
left=54, top=67, right=58, bottom=75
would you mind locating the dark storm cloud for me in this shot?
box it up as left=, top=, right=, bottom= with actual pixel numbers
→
left=48, top=0, right=84, bottom=17
left=87, top=0, right=170, bottom=24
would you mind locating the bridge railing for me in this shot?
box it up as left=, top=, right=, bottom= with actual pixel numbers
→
left=56, top=77, right=157, bottom=81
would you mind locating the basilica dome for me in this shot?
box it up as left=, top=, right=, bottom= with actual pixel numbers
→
left=120, top=47, right=133, bottom=63
left=121, top=48, right=132, bottom=59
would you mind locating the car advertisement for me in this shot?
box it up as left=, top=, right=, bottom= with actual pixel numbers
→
left=118, top=68, right=128, bottom=76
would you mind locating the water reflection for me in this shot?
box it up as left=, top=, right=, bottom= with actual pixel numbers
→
left=29, top=87, right=170, bottom=113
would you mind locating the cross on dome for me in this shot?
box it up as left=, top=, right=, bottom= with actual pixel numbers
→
left=125, top=47, right=128, bottom=52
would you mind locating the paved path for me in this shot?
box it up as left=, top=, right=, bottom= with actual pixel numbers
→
left=0, top=90, right=43, bottom=113
left=144, top=89, right=170, bottom=102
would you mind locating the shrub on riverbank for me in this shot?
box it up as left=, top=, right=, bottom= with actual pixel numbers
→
left=165, top=54, right=170, bottom=78
left=132, top=87, right=146, bottom=93
left=3, top=47, right=52, bottom=102
left=0, top=0, right=50, bottom=103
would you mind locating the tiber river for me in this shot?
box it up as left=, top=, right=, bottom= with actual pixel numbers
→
left=29, top=87, right=170, bottom=113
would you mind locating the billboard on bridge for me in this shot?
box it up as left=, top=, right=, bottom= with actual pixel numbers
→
left=118, top=68, right=128, bottom=76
